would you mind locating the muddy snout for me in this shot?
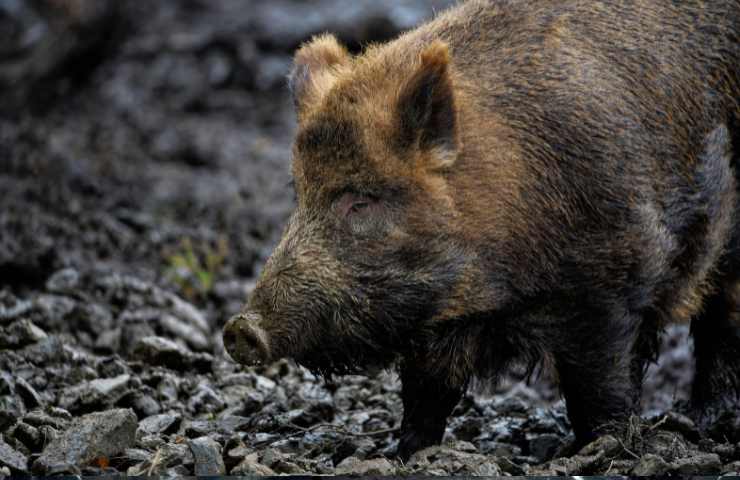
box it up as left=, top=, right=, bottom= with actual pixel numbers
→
left=223, top=312, right=271, bottom=365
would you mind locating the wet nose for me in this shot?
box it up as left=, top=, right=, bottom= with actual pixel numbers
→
left=223, top=312, right=270, bottom=365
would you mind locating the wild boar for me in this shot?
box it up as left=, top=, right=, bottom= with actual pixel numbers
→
left=224, top=0, right=740, bottom=459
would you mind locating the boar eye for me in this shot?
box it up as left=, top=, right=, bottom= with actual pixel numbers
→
left=337, top=191, right=379, bottom=219
left=349, top=201, right=370, bottom=213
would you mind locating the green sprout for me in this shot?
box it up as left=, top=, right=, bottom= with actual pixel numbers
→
left=166, top=237, right=228, bottom=299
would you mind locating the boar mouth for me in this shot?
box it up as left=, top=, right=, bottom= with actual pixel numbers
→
left=279, top=319, right=401, bottom=377
left=295, top=356, right=393, bottom=378
left=288, top=338, right=396, bottom=378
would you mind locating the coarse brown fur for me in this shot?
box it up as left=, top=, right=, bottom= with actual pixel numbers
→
left=224, top=0, right=740, bottom=459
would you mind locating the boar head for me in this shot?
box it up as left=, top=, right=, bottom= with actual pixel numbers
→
left=223, top=35, right=470, bottom=375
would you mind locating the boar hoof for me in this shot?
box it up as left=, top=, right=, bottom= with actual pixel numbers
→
left=396, top=430, right=440, bottom=462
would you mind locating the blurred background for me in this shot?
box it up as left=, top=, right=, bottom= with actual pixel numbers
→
left=0, top=0, right=697, bottom=475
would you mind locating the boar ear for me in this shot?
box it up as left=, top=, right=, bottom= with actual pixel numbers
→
left=288, top=34, right=350, bottom=113
left=396, top=40, right=457, bottom=168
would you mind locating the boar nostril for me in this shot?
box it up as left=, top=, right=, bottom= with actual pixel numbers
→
left=223, top=313, right=270, bottom=365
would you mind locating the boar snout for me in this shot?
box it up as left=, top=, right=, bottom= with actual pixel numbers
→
left=223, top=312, right=271, bottom=366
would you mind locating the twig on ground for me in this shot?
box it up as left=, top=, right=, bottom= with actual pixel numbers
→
left=605, top=459, right=614, bottom=475
left=287, top=422, right=400, bottom=437
left=147, top=447, right=162, bottom=476
left=617, top=437, right=640, bottom=460
left=648, top=415, right=668, bottom=431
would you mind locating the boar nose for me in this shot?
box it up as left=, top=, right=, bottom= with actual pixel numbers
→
left=223, top=312, right=271, bottom=366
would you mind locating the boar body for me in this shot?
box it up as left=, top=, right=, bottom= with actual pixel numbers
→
left=225, top=0, right=740, bottom=458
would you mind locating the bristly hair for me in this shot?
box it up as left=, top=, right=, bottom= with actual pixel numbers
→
left=424, top=304, right=553, bottom=389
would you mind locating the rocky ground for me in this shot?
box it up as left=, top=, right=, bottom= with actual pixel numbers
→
left=1, top=0, right=739, bottom=476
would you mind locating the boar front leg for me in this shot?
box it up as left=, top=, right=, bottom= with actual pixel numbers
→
left=397, top=357, right=464, bottom=461
left=553, top=313, right=642, bottom=446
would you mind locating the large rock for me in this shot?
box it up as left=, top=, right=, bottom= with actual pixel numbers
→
left=33, top=408, right=137, bottom=475
left=189, top=437, right=226, bottom=476
left=0, top=436, right=28, bottom=474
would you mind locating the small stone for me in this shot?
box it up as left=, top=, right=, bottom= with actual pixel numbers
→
left=136, top=394, right=162, bottom=417
left=260, top=449, right=305, bottom=474
left=138, top=434, right=165, bottom=450
left=189, top=437, right=226, bottom=475
left=217, top=416, right=251, bottom=435
left=124, top=448, right=151, bottom=463
left=159, top=314, right=210, bottom=351
left=723, top=460, right=740, bottom=475
left=96, top=356, right=131, bottom=378
left=164, top=292, right=210, bottom=334
left=32, top=295, right=77, bottom=329
left=632, top=453, right=670, bottom=476
left=45, top=268, right=81, bottom=293
left=0, top=319, right=48, bottom=349
left=578, top=434, right=621, bottom=457
left=137, top=413, right=182, bottom=437
left=23, top=409, right=70, bottom=430
left=336, top=456, right=395, bottom=475
left=132, top=336, right=189, bottom=368
left=187, top=385, right=225, bottom=414
left=146, top=443, right=194, bottom=474
left=58, top=374, right=131, bottom=413
left=450, top=416, right=483, bottom=441
left=95, top=328, right=121, bottom=353
left=37, top=426, right=59, bottom=447
left=0, top=395, right=26, bottom=432
left=0, top=436, right=28, bottom=473
left=255, top=375, right=276, bottom=392
left=19, top=337, right=70, bottom=365
left=219, top=372, right=256, bottom=387
left=33, top=409, right=137, bottom=475
left=0, top=374, right=11, bottom=395
left=343, top=437, right=376, bottom=460
left=0, top=295, right=32, bottom=323
left=12, top=422, right=41, bottom=452
left=283, top=458, right=315, bottom=474
left=184, top=420, right=215, bottom=437
left=132, top=336, right=212, bottom=372
left=231, top=452, right=275, bottom=475
left=120, top=321, right=157, bottom=356
left=157, top=376, right=180, bottom=402
left=672, top=453, right=721, bottom=475
left=713, top=443, right=736, bottom=462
